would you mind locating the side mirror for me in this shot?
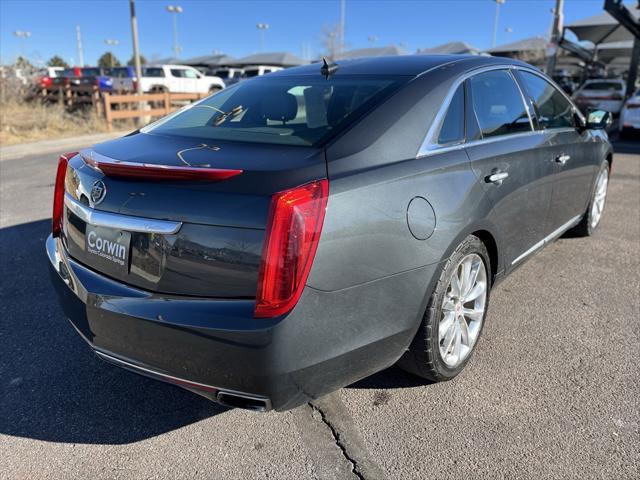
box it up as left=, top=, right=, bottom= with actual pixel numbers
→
left=586, top=110, right=612, bottom=130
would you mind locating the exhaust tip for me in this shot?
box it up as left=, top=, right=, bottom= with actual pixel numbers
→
left=216, top=391, right=271, bottom=412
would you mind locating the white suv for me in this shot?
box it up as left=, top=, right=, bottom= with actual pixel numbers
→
left=140, top=65, right=225, bottom=94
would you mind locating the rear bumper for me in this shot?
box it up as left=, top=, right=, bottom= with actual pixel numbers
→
left=47, top=235, right=437, bottom=411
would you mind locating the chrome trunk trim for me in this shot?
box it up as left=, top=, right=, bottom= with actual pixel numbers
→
left=64, top=193, right=182, bottom=234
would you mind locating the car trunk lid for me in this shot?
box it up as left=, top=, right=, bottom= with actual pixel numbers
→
left=61, top=132, right=326, bottom=297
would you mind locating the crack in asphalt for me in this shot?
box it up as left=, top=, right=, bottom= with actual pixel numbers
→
left=310, top=402, right=365, bottom=480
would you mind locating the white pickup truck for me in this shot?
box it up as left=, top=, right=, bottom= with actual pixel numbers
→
left=139, top=64, right=225, bottom=94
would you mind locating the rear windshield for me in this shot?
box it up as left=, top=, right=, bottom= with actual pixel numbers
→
left=141, top=74, right=408, bottom=147
left=583, top=82, right=623, bottom=91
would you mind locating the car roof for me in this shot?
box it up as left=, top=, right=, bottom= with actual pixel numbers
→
left=270, top=55, right=532, bottom=78
left=146, top=64, right=194, bottom=68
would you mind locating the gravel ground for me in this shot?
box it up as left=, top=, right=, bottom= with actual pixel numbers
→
left=1, top=139, right=638, bottom=479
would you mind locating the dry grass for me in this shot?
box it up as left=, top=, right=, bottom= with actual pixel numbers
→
left=0, top=98, right=109, bottom=146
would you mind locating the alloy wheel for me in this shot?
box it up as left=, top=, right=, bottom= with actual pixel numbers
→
left=439, top=254, right=487, bottom=367
left=591, top=168, right=609, bottom=229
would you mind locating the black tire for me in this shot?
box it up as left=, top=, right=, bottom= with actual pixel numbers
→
left=568, top=162, right=610, bottom=237
left=209, top=86, right=222, bottom=94
left=397, top=235, right=491, bottom=382
left=149, top=86, right=167, bottom=108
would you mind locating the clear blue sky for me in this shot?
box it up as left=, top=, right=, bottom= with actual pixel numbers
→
left=0, top=0, right=610, bottom=66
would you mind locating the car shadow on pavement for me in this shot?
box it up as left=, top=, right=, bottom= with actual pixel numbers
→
left=348, top=365, right=432, bottom=390
left=0, top=220, right=226, bottom=445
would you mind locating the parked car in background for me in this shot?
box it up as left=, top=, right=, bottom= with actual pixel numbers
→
left=140, top=64, right=225, bottom=94
left=103, top=66, right=137, bottom=92
left=47, top=55, right=612, bottom=412
left=619, top=88, right=640, bottom=138
left=36, top=66, right=63, bottom=89
left=212, top=67, right=244, bottom=85
left=54, top=67, right=114, bottom=92
left=572, top=79, right=626, bottom=114
left=242, top=65, right=283, bottom=78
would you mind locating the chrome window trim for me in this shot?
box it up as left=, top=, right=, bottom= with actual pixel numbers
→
left=418, top=64, right=536, bottom=158
left=417, top=64, right=585, bottom=159
left=512, top=66, right=586, bottom=125
left=511, top=215, right=581, bottom=265
left=508, top=69, right=536, bottom=131
left=64, top=193, right=183, bottom=234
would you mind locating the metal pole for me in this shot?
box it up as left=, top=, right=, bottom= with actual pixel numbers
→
left=172, top=13, right=179, bottom=58
left=626, top=37, right=640, bottom=100
left=129, top=0, right=143, bottom=96
left=76, top=25, right=84, bottom=67
left=492, top=0, right=505, bottom=48
left=546, top=0, right=564, bottom=75
left=339, top=0, right=346, bottom=56
left=256, top=23, right=269, bottom=52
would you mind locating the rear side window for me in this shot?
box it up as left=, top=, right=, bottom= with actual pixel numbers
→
left=519, top=71, right=574, bottom=129
left=438, top=84, right=465, bottom=145
left=143, top=68, right=165, bottom=77
left=469, top=70, right=531, bottom=138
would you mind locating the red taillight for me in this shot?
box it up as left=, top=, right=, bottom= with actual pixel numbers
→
left=82, top=155, right=242, bottom=181
left=255, top=180, right=329, bottom=318
left=52, top=152, right=77, bottom=237
left=589, top=94, right=623, bottom=101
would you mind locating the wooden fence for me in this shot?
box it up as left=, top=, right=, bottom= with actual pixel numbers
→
left=102, top=92, right=208, bottom=131
left=41, top=84, right=102, bottom=114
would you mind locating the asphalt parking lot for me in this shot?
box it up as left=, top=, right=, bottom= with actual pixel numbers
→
left=1, top=138, right=638, bottom=479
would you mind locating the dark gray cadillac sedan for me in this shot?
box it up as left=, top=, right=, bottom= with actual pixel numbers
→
left=47, top=55, right=612, bottom=411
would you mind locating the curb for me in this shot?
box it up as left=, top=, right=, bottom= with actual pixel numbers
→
left=0, top=131, right=130, bottom=162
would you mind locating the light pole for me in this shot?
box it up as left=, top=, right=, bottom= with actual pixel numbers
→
left=104, top=39, right=119, bottom=67
left=546, top=0, right=564, bottom=75
left=339, top=0, right=346, bottom=57
left=492, top=0, right=505, bottom=48
left=76, top=25, right=84, bottom=66
left=13, top=30, right=31, bottom=63
left=256, top=23, right=269, bottom=52
left=166, top=5, right=183, bottom=59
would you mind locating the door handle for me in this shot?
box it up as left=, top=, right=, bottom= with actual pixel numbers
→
left=555, top=154, right=571, bottom=165
left=485, top=171, right=509, bottom=185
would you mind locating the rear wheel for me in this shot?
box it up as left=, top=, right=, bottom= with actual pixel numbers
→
left=569, top=162, right=609, bottom=237
left=149, top=86, right=167, bottom=108
left=398, top=235, right=491, bottom=381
